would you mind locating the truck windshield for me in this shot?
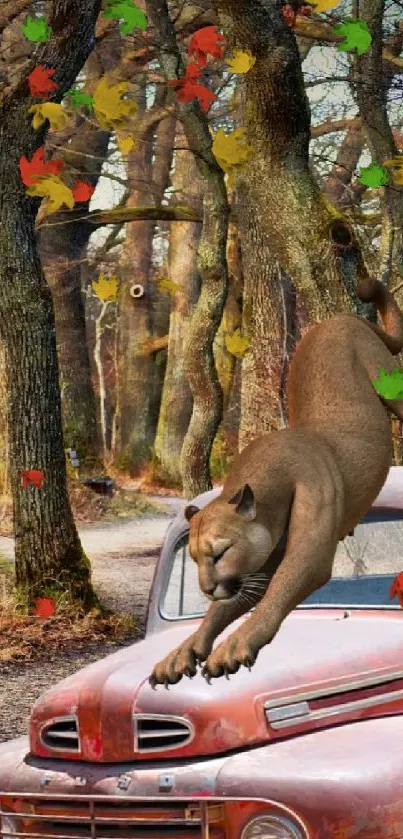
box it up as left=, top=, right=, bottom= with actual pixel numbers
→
left=160, top=511, right=403, bottom=620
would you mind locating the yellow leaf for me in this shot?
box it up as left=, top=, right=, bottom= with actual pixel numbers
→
left=382, top=157, right=403, bottom=185
left=117, top=133, right=137, bottom=154
left=226, top=50, right=256, bottom=74
left=28, top=102, right=71, bottom=131
left=224, top=328, right=250, bottom=358
left=212, top=128, right=254, bottom=175
left=93, top=76, right=138, bottom=130
left=156, top=275, right=181, bottom=295
left=306, top=0, right=341, bottom=11
left=26, top=175, right=75, bottom=215
left=89, top=607, right=101, bottom=618
left=92, top=272, right=120, bottom=302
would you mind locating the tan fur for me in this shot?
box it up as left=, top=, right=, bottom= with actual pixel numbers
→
left=149, top=279, right=403, bottom=687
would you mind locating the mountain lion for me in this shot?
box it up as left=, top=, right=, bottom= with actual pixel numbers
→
left=149, top=279, right=403, bottom=688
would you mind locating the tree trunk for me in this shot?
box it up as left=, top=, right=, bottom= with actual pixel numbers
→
left=213, top=0, right=369, bottom=322
left=114, top=86, right=176, bottom=471
left=146, top=0, right=230, bottom=499
left=0, top=0, right=102, bottom=607
left=36, top=44, right=122, bottom=473
left=153, top=126, right=203, bottom=486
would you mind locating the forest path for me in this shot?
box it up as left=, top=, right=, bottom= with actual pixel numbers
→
left=0, top=495, right=187, bottom=743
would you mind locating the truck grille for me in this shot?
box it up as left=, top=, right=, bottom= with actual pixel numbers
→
left=134, top=714, right=194, bottom=753
left=40, top=718, right=80, bottom=753
left=0, top=796, right=225, bottom=839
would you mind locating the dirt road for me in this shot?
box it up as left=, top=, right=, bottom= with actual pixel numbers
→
left=0, top=496, right=186, bottom=743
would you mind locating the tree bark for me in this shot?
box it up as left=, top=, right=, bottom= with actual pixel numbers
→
left=212, top=0, right=369, bottom=323
left=153, top=126, right=203, bottom=486
left=36, top=43, right=124, bottom=473
left=0, top=0, right=102, bottom=607
left=114, top=85, right=176, bottom=470
left=146, top=0, right=230, bottom=499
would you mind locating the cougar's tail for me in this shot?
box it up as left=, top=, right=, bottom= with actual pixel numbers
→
left=357, top=278, right=403, bottom=356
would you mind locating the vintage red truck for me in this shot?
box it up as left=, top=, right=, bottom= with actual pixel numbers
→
left=2, top=467, right=403, bottom=839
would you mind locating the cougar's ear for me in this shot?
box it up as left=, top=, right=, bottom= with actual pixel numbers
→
left=228, top=484, right=256, bottom=521
left=185, top=504, right=200, bottom=523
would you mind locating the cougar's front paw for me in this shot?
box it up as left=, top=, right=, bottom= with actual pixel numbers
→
left=202, top=629, right=263, bottom=683
left=149, top=634, right=211, bottom=689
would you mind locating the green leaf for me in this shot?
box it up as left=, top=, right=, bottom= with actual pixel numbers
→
left=358, top=163, right=390, bottom=188
left=65, top=88, right=94, bottom=112
left=333, top=19, right=372, bottom=55
left=103, top=0, right=148, bottom=36
left=372, top=368, right=403, bottom=400
left=22, top=14, right=52, bottom=43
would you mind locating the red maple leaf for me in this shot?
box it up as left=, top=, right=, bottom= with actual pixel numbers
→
left=168, top=78, right=217, bottom=111
left=32, top=596, right=56, bottom=618
left=184, top=61, right=203, bottom=81
left=390, top=572, right=403, bottom=607
left=72, top=180, right=95, bottom=202
left=187, top=26, right=226, bottom=68
left=19, top=146, right=64, bottom=186
left=28, top=66, right=58, bottom=100
left=20, top=469, right=46, bottom=489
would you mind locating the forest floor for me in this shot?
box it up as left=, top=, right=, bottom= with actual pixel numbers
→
left=0, top=482, right=186, bottom=743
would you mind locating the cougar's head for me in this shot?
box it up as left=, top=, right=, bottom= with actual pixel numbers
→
left=184, top=484, right=272, bottom=601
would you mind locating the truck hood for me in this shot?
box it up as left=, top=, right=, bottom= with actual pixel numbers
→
left=30, top=608, right=403, bottom=762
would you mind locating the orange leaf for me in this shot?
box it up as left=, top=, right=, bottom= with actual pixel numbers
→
left=19, top=146, right=64, bottom=186
left=20, top=469, right=45, bottom=489
left=390, top=572, right=403, bottom=607
left=32, top=596, right=56, bottom=618
left=72, top=180, right=95, bottom=202
left=28, top=66, right=58, bottom=99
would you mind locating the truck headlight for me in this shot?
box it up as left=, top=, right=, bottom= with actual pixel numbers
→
left=241, top=814, right=305, bottom=839
left=1, top=814, right=18, bottom=839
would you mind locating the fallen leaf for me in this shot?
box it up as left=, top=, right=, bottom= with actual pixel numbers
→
left=72, top=180, right=95, bottom=202
left=93, top=76, right=138, bottom=130
left=28, top=102, right=70, bottom=131
left=22, top=15, right=52, bottom=43
left=333, top=19, right=372, bottom=55
left=65, top=88, right=94, bottom=112
left=167, top=74, right=217, bottom=112
left=116, top=133, right=137, bottom=154
left=307, top=0, right=341, bottom=12
left=20, top=470, right=45, bottom=489
left=156, top=275, right=181, bottom=295
left=103, top=0, right=147, bottom=35
left=224, top=328, right=250, bottom=358
left=32, top=597, right=56, bottom=618
left=390, top=572, right=403, bottom=607
left=19, top=146, right=64, bottom=186
left=225, top=50, right=256, bottom=74
left=372, top=368, right=403, bottom=400
left=26, top=175, right=75, bottom=215
left=212, top=127, right=254, bottom=174
left=358, top=162, right=389, bottom=188
left=187, top=25, right=226, bottom=68
left=28, top=66, right=58, bottom=99
left=92, top=272, right=120, bottom=302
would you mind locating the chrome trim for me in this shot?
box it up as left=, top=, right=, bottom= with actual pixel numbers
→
left=0, top=795, right=309, bottom=839
left=38, top=715, right=80, bottom=753
left=241, top=814, right=304, bottom=839
left=266, top=702, right=310, bottom=724
left=133, top=713, right=194, bottom=753
left=264, top=668, right=403, bottom=710
left=266, top=688, right=403, bottom=730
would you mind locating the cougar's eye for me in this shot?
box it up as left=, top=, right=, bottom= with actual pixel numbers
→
left=213, top=548, right=227, bottom=564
